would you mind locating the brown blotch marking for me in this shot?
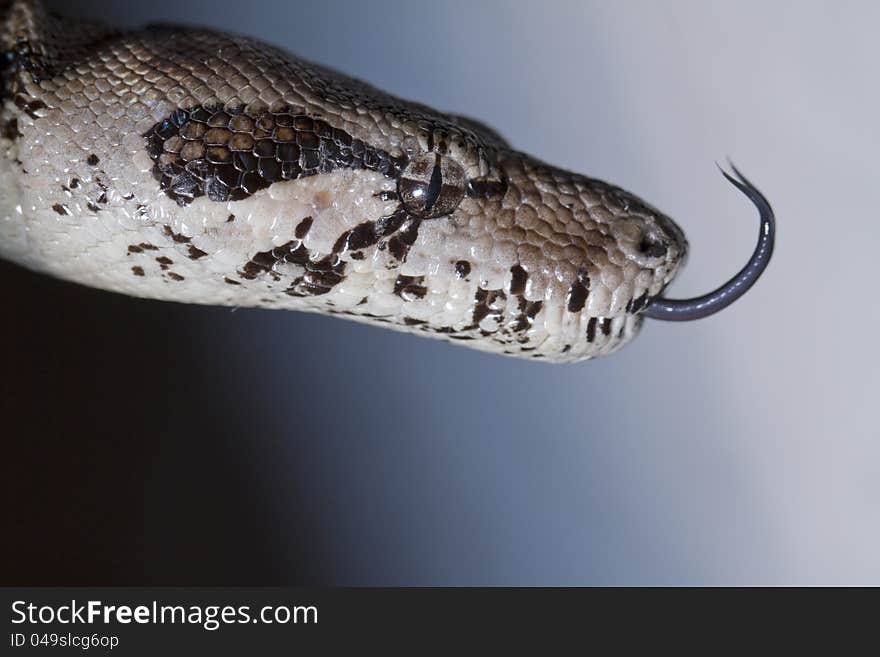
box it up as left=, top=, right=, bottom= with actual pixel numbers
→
left=139, top=243, right=158, bottom=251
left=167, top=272, right=185, bottom=281
left=239, top=263, right=261, bottom=280
left=131, top=266, right=144, bottom=276
left=287, top=252, right=346, bottom=296
left=394, top=275, right=427, bottom=301
left=51, top=203, right=69, bottom=216
left=509, top=264, right=527, bottom=295
left=14, top=97, right=47, bottom=120
left=627, top=292, right=649, bottom=314
left=227, top=213, right=235, bottom=222
left=567, top=271, right=590, bottom=313
left=145, top=104, right=406, bottom=206
left=387, top=217, right=422, bottom=262
left=239, top=242, right=294, bottom=280
left=357, top=297, right=368, bottom=305
left=472, top=288, right=490, bottom=325
left=236, top=240, right=345, bottom=296
left=403, top=317, right=426, bottom=326
left=526, top=300, right=543, bottom=321
left=86, top=154, right=99, bottom=166
left=187, top=245, right=208, bottom=260
left=470, top=287, right=507, bottom=328
left=86, top=202, right=99, bottom=213
left=562, top=345, right=572, bottom=353
left=600, top=318, right=612, bottom=336
left=586, top=317, right=598, bottom=343
left=466, top=177, right=508, bottom=199
left=454, top=260, right=471, bottom=279
left=69, top=178, right=80, bottom=189
left=333, top=209, right=407, bottom=254
left=333, top=221, right=377, bottom=253
left=510, top=297, right=543, bottom=332
left=127, top=245, right=143, bottom=254
left=350, top=251, right=365, bottom=261
left=567, top=280, right=589, bottom=313
left=294, top=216, right=313, bottom=239
left=163, top=225, right=191, bottom=243
left=224, top=277, right=241, bottom=285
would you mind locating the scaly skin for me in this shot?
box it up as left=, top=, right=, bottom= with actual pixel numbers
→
left=0, top=0, right=688, bottom=362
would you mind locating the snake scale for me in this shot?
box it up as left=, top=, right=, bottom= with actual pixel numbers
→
left=0, top=0, right=774, bottom=363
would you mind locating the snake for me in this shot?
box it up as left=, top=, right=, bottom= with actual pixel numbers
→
left=0, top=0, right=774, bottom=363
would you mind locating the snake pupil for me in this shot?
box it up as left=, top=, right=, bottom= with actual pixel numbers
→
left=423, top=153, right=443, bottom=212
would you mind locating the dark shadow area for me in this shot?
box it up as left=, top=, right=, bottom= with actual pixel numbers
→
left=0, top=261, right=330, bottom=584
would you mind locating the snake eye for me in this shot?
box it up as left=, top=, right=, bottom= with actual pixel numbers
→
left=397, top=152, right=466, bottom=218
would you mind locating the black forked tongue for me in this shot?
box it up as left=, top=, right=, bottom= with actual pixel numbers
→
left=642, top=164, right=775, bottom=321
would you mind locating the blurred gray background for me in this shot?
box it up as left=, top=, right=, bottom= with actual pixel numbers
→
left=2, top=0, right=877, bottom=585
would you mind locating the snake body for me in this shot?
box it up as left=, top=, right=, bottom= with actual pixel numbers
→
left=0, top=1, right=774, bottom=363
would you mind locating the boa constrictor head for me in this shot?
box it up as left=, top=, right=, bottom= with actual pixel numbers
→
left=0, top=0, right=774, bottom=362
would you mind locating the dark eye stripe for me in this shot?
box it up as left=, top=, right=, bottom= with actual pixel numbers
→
left=144, top=104, right=406, bottom=206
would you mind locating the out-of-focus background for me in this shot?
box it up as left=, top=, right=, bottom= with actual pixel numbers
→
left=2, top=0, right=877, bottom=585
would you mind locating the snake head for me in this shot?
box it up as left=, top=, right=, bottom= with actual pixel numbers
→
left=397, top=135, right=773, bottom=361
left=393, top=138, right=692, bottom=361
left=0, top=2, right=773, bottom=363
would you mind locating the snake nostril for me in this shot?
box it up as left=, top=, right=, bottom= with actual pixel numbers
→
left=638, top=234, right=668, bottom=258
